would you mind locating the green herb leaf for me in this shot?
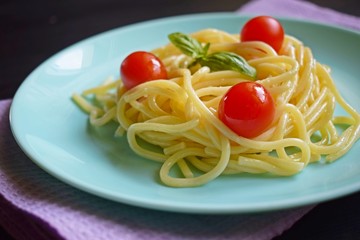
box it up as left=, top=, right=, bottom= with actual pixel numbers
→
left=199, top=52, right=256, bottom=79
left=168, top=32, right=208, bottom=59
left=168, top=32, right=257, bottom=79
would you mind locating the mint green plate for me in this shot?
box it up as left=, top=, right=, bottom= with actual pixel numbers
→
left=10, top=13, right=360, bottom=214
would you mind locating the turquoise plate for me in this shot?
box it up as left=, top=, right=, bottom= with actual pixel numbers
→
left=10, top=13, right=360, bottom=214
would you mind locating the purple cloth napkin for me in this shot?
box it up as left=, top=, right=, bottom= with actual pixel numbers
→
left=239, top=0, right=360, bottom=30
left=1, top=0, right=360, bottom=239
left=0, top=99, right=313, bottom=240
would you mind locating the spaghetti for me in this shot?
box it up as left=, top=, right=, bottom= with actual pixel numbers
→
left=73, top=28, right=360, bottom=187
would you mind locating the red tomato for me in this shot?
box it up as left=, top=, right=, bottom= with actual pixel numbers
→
left=241, top=16, right=284, bottom=52
left=218, top=82, right=275, bottom=138
left=120, top=51, right=168, bottom=89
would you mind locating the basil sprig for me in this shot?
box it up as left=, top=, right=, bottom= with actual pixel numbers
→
left=168, top=32, right=256, bottom=79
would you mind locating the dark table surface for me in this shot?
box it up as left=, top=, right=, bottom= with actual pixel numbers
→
left=1, top=0, right=360, bottom=239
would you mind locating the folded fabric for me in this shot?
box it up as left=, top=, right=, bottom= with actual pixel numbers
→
left=1, top=0, right=359, bottom=239
left=0, top=98, right=313, bottom=239
left=238, top=0, right=360, bottom=31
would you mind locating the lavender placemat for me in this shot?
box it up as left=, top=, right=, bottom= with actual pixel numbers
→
left=0, top=99, right=313, bottom=239
left=238, top=0, right=360, bottom=30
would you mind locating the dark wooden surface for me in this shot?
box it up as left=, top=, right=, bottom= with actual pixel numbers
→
left=1, top=0, right=360, bottom=239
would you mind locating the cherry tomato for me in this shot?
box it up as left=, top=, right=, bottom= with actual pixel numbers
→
left=218, top=82, right=275, bottom=138
left=241, top=16, right=284, bottom=52
left=120, top=51, right=168, bottom=89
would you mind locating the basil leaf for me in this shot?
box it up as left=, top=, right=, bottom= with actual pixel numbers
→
left=198, top=52, right=256, bottom=79
left=168, top=32, right=207, bottom=59
left=168, top=32, right=257, bottom=79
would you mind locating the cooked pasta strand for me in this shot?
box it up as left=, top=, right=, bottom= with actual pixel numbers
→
left=74, top=29, right=360, bottom=187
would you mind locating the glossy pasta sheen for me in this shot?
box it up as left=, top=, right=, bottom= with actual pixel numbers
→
left=73, top=29, right=360, bottom=187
